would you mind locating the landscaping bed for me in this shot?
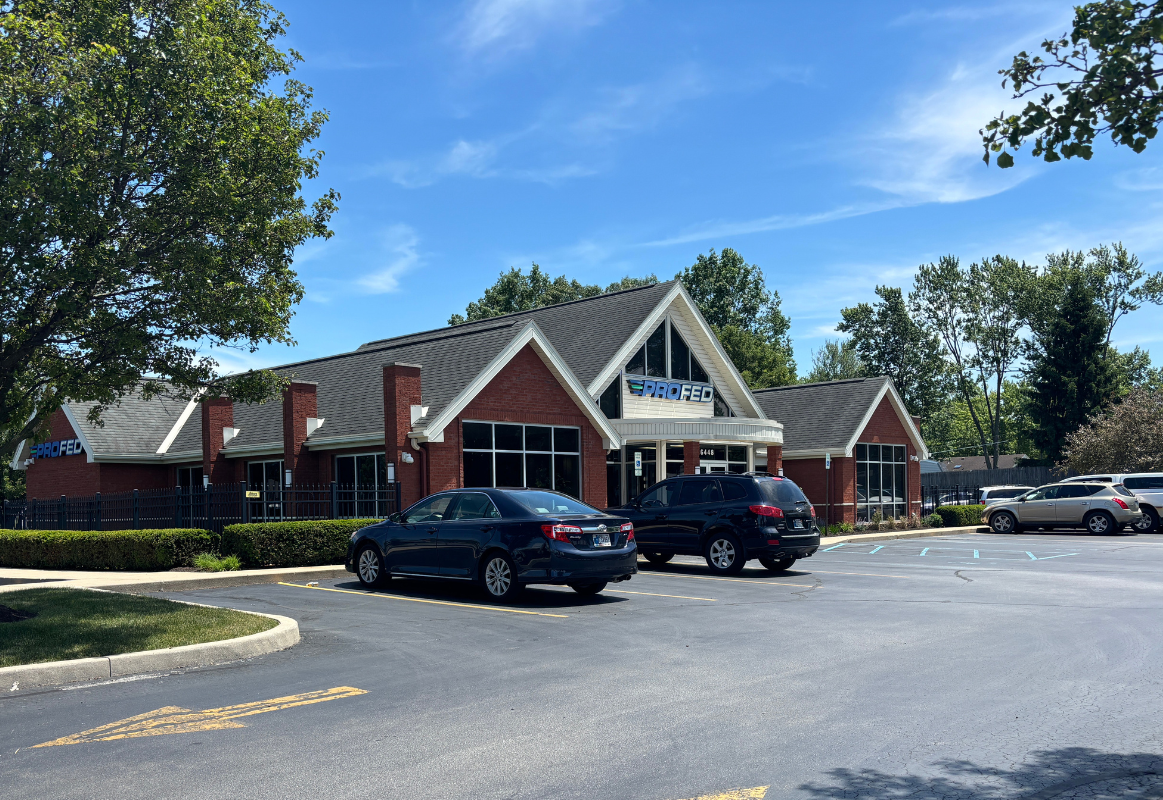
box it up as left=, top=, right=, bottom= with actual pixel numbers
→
left=0, top=588, right=275, bottom=668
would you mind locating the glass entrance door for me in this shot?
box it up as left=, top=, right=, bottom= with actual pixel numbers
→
left=697, top=445, right=749, bottom=475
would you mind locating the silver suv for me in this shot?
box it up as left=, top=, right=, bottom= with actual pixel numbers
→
left=983, top=482, right=1143, bottom=535
left=1060, top=473, right=1162, bottom=533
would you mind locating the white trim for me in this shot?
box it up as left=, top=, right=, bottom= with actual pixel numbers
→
left=10, top=439, right=28, bottom=471
left=304, top=432, right=385, bottom=450
left=156, top=392, right=203, bottom=454
left=584, top=283, right=766, bottom=419
left=844, top=380, right=929, bottom=460
left=415, top=322, right=623, bottom=448
left=59, top=404, right=98, bottom=464
left=782, top=449, right=844, bottom=459
left=91, top=450, right=201, bottom=465
left=612, top=416, right=783, bottom=444
left=221, top=443, right=285, bottom=459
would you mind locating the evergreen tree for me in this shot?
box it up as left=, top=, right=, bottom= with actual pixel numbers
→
left=1025, top=272, right=1119, bottom=463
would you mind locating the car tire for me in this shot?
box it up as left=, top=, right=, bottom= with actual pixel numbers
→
left=1132, top=506, right=1159, bottom=534
left=355, top=545, right=388, bottom=589
left=569, top=581, right=608, bottom=596
left=989, top=511, right=1018, bottom=534
left=704, top=532, right=745, bottom=575
left=759, top=555, right=796, bottom=572
left=644, top=552, right=674, bottom=565
left=1084, top=511, right=1116, bottom=535
left=481, top=552, right=522, bottom=602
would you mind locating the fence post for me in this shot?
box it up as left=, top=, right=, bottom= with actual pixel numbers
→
left=133, top=489, right=140, bottom=529
left=59, top=495, right=66, bottom=529
left=240, top=481, right=248, bottom=525
left=207, top=484, right=214, bottom=533
left=174, top=486, right=181, bottom=527
left=330, top=481, right=338, bottom=520
left=94, top=492, right=102, bottom=531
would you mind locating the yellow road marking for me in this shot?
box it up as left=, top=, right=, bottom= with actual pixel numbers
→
left=799, top=569, right=910, bottom=579
left=279, top=582, right=570, bottom=618
left=640, top=572, right=813, bottom=588
left=679, top=786, right=769, bottom=800
left=604, top=588, right=717, bottom=601
left=33, top=687, right=366, bottom=748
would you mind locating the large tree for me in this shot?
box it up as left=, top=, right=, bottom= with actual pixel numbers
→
left=1025, top=270, right=1120, bottom=463
left=1061, top=386, right=1163, bottom=473
left=836, top=286, right=949, bottom=431
left=448, top=264, right=657, bottom=325
left=0, top=0, right=337, bottom=462
left=805, top=339, right=863, bottom=383
left=677, top=248, right=796, bottom=387
left=912, top=255, right=1033, bottom=469
left=983, top=0, right=1163, bottom=167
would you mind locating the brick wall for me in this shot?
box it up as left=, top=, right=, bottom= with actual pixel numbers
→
left=202, top=397, right=240, bottom=485
left=283, top=381, right=320, bottom=486
left=384, top=363, right=423, bottom=509
left=860, top=396, right=922, bottom=513
left=25, top=410, right=98, bottom=499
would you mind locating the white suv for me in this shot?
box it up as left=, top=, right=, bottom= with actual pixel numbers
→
left=1060, top=473, right=1162, bottom=533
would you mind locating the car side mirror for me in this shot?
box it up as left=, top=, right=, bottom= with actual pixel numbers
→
left=388, top=512, right=401, bottom=522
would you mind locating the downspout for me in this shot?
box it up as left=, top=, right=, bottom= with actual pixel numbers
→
left=418, top=443, right=429, bottom=497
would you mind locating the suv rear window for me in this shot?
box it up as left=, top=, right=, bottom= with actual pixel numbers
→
left=986, top=488, right=1026, bottom=499
left=1124, top=476, right=1163, bottom=490
left=1113, top=484, right=1135, bottom=497
left=757, top=478, right=808, bottom=504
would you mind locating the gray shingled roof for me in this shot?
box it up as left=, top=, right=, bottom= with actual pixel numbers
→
left=752, top=377, right=890, bottom=453
left=68, top=390, right=194, bottom=456
left=358, top=281, right=675, bottom=390
left=84, top=281, right=676, bottom=458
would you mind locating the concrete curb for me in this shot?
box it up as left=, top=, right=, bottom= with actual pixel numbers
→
left=818, top=525, right=988, bottom=545
left=0, top=565, right=351, bottom=595
left=0, top=611, right=298, bottom=691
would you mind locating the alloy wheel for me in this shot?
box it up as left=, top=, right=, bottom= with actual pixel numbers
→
left=1132, top=513, right=1155, bottom=533
left=1087, top=513, right=1111, bottom=534
left=991, top=512, right=1014, bottom=533
left=709, top=538, right=736, bottom=569
left=357, top=549, right=380, bottom=584
left=484, top=557, right=511, bottom=597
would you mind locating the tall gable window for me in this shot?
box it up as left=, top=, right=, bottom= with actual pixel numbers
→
left=598, top=378, right=621, bottom=419
left=624, top=317, right=727, bottom=414
left=627, top=323, right=666, bottom=378
left=669, top=327, right=709, bottom=383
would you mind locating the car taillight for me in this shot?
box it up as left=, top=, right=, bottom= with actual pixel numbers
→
left=1113, top=497, right=1129, bottom=509
left=542, top=524, right=582, bottom=542
left=749, top=504, right=784, bottom=518
left=620, top=522, right=634, bottom=541
left=809, top=505, right=816, bottom=517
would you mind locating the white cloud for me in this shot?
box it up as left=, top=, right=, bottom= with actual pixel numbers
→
left=456, top=0, right=613, bottom=58
left=890, top=3, right=1052, bottom=27
left=358, top=224, right=422, bottom=294
left=640, top=203, right=898, bottom=248
left=570, top=65, right=710, bottom=143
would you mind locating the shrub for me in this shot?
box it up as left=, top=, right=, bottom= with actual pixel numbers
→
left=924, top=513, right=944, bottom=528
left=193, top=552, right=241, bottom=572
left=221, top=519, right=380, bottom=568
left=934, top=505, right=986, bottom=528
left=0, top=529, right=217, bottom=571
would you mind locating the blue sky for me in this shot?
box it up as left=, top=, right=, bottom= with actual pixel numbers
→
left=215, top=0, right=1163, bottom=376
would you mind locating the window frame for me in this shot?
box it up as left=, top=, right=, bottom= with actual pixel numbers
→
left=854, top=443, right=909, bottom=522
left=461, top=420, right=583, bottom=499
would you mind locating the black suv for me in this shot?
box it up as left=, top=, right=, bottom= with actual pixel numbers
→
left=608, top=473, right=820, bottom=575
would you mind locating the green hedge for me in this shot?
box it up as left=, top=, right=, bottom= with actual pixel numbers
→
left=221, top=519, right=381, bottom=568
left=934, top=505, right=986, bottom=528
left=0, top=529, right=217, bottom=571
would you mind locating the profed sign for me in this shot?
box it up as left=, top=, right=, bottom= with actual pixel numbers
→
left=627, top=376, right=714, bottom=403
left=31, top=439, right=84, bottom=459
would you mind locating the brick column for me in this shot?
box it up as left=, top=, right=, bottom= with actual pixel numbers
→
left=384, top=363, right=423, bottom=509
left=283, top=380, right=318, bottom=486
left=201, top=396, right=235, bottom=485
left=769, top=445, right=783, bottom=475
left=683, top=441, right=700, bottom=475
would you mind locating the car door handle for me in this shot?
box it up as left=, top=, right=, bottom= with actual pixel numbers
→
left=704, top=510, right=717, bottom=516
left=654, top=514, right=667, bottom=520
left=479, top=525, right=494, bottom=532
left=426, top=527, right=438, bottom=534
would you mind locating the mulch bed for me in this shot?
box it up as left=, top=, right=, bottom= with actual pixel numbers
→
left=0, top=605, right=38, bottom=623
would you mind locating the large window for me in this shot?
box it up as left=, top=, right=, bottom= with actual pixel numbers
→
left=665, top=443, right=685, bottom=478
left=463, top=421, right=582, bottom=499
left=335, top=453, right=391, bottom=517
left=176, top=466, right=201, bottom=488
left=599, top=378, right=621, bottom=419
left=247, top=459, right=285, bottom=521
left=856, top=443, right=907, bottom=521
left=607, top=448, right=623, bottom=507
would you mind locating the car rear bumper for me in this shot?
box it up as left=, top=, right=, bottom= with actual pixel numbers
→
left=751, top=529, right=820, bottom=558
left=534, top=543, right=639, bottom=583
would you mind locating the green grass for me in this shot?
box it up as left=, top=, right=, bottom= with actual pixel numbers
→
left=193, top=552, right=242, bottom=572
left=0, top=588, right=277, bottom=668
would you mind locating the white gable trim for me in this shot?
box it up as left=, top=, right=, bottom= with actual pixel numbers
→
left=59, top=404, right=99, bottom=464
left=584, top=282, right=765, bottom=419
left=10, top=439, right=28, bottom=470
left=413, top=322, right=622, bottom=448
left=156, top=391, right=204, bottom=454
left=843, top=379, right=928, bottom=459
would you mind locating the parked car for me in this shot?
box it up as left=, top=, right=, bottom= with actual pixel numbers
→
left=979, top=485, right=1035, bottom=505
left=346, top=488, right=637, bottom=601
left=608, top=473, right=820, bottom=575
left=982, top=482, right=1143, bottom=535
left=1060, top=473, right=1162, bottom=533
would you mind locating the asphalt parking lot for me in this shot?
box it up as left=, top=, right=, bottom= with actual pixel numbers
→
left=4, top=530, right=1163, bottom=800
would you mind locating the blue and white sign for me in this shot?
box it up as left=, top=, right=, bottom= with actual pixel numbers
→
left=626, top=376, right=714, bottom=403
left=31, top=439, right=84, bottom=459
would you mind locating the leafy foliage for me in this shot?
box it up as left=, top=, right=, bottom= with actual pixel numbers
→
left=448, top=264, right=657, bottom=325
left=0, top=529, right=217, bottom=570
left=925, top=382, right=1041, bottom=461
left=0, top=0, right=337, bottom=462
left=1061, top=386, right=1163, bottom=473
left=221, top=519, right=379, bottom=568
left=805, top=339, right=863, bottom=382
left=983, top=1, right=1163, bottom=167
left=934, top=505, right=986, bottom=528
left=677, top=248, right=796, bottom=387
left=1, top=465, right=24, bottom=502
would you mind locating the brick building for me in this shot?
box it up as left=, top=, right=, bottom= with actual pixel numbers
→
left=11, top=282, right=927, bottom=519
left=752, top=377, right=929, bottom=524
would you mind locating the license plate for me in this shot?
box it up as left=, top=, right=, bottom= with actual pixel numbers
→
left=793, top=519, right=804, bottom=529
left=593, top=533, right=611, bottom=547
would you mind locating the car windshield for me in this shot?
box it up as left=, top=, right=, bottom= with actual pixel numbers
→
left=509, top=491, right=599, bottom=516
left=757, top=477, right=808, bottom=504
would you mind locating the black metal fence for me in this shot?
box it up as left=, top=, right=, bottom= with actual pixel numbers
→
left=921, top=467, right=1058, bottom=490
left=921, top=485, right=983, bottom=514
left=0, top=482, right=402, bottom=534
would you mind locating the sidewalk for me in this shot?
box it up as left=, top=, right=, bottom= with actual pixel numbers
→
left=0, top=564, right=350, bottom=595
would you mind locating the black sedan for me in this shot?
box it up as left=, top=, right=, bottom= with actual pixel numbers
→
left=609, top=473, right=820, bottom=575
left=346, top=488, right=637, bottom=601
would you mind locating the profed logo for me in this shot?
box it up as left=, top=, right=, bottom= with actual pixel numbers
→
left=627, top=376, right=714, bottom=403
left=31, top=439, right=84, bottom=459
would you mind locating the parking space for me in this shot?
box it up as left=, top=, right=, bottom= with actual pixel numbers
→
left=5, top=532, right=1163, bottom=800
